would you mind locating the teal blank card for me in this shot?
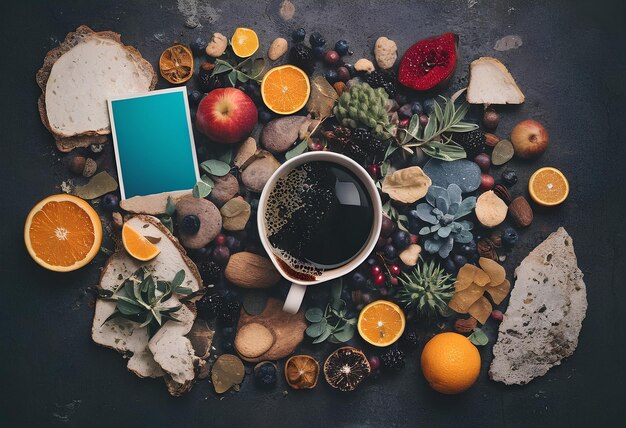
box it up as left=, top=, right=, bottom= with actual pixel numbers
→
left=109, top=87, right=200, bottom=199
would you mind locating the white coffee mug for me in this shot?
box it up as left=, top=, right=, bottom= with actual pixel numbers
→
left=257, top=151, right=382, bottom=313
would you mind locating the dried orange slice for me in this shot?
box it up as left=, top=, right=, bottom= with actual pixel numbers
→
left=159, top=44, right=194, bottom=84
left=528, top=167, right=569, bottom=206
left=231, top=27, right=259, bottom=58
left=24, top=194, right=102, bottom=272
left=122, top=223, right=160, bottom=261
left=261, top=65, right=311, bottom=115
left=284, top=355, right=319, bottom=389
left=357, top=300, right=406, bottom=347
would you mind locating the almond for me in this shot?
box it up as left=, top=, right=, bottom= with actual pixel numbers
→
left=484, top=132, right=501, bottom=147
left=508, top=196, right=534, bottom=227
left=224, top=252, right=281, bottom=288
left=454, top=317, right=477, bottom=333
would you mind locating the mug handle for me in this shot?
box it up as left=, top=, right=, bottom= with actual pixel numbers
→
left=283, top=283, right=307, bottom=314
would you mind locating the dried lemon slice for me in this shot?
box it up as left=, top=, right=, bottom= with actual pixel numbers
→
left=159, top=44, right=194, bottom=84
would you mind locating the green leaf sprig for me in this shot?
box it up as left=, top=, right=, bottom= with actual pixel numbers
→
left=468, top=327, right=489, bottom=346
left=305, top=280, right=357, bottom=344
left=382, top=200, right=409, bottom=232
left=397, top=96, right=478, bottom=161
left=101, top=268, right=193, bottom=335
left=211, top=57, right=266, bottom=86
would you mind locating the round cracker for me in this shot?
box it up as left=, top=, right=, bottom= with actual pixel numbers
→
left=234, top=322, right=275, bottom=358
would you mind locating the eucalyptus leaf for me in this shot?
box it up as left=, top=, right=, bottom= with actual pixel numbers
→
left=236, top=70, right=249, bottom=82
left=330, top=279, right=343, bottom=302
left=468, top=328, right=489, bottom=346
left=165, top=196, right=177, bottom=217
left=201, top=174, right=215, bottom=186
left=305, top=320, right=327, bottom=337
left=200, top=160, right=231, bottom=177
left=193, top=181, right=212, bottom=198
left=312, top=326, right=333, bottom=344
left=228, top=69, right=237, bottom=87
left=218, top=148, right=234, bottom=164
left=213, top=63, right=232, bottom=74
left=285, top=140, right=308, bottom=160
left=305, top=307, right=324, bottom=323
left=250, top=58, right=266, bottom=78
left=331, top=323, right=355, bottom=343
left=157, top=215, right=174, bottom=233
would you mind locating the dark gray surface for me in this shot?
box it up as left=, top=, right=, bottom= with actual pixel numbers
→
left=1, top=0, right=624, bottom=426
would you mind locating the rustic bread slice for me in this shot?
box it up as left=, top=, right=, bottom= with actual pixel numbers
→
left=91, top=215, right=203, bottom=394
left=36, top=25, right=156, bottom=151
left=466, top=57, right=525, bottom=105
left=489, top=228, right=587, bottom=385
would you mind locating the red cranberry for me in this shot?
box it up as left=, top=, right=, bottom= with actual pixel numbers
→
left=419, top=114, right=429, bottom=127
left=399, top=117, right=410, bottom=127
left=491, top=310, right=504, bottom=322
left=480, top=174, right=495, bottom=191
left=366, top=163, right=380, bottom=179
left=373, top=273, right=386, bottom=286
left=390, top=277, right=399, bottom=287
left=474, top=153, right=491, bottom=172
left=410, top=234, right=419, bottom=245
left=368, top=355, right=381, bottom=370
left=324, top=50, right=340, bottom=65
left=370, top=265, right=382, bottom=276
left=309, top=141, right=324, bottom=151
left=389, top=264, right=401, bottom=276
left=214, top=233, right=226, bottom=246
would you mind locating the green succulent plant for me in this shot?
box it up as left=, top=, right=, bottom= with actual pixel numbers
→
left=333, top=82, right=396, bottom=139
left=397, top=258, right=455, bottom=318
left=410, top=183, right=475, bottom=258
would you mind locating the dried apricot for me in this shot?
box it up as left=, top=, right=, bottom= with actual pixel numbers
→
left=479, top=257, right=506, bottom=286
left=468, top=296, right=492, bottom=324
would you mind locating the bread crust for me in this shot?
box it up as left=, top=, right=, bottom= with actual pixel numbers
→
left=36, top=25, right=157, bottom=152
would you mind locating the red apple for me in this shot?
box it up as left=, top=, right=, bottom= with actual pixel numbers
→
left=511, top=120, right=549, bottom=159
left=195, top=87, right=257, bottom=144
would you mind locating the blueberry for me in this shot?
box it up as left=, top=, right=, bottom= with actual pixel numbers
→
left=502, top=227, right=519, bottom=247
left=366, top=256, right=378, bottom=266
left=383, top=244, right=397, bottom=259
left=212, top=245, right=231, bottom=265
left=101, top=193, right=120, bottom=211
left=222, top=326, right=234, bottom=338
left=188, top=90, right=204, bottom=106
left=459, top=241, right=478, bottom=257
left=334, top=39, right=349, bottom=56
left=291, top=28, right=306, bottom=42
left=443, top=257, right=458, bottom=274
left=352, top=271, right=367, bottom=287
left=398, top=104, right=413, bottom=118
left=258, top=108, right=273, bottom=124
left=422, top=98, right=435, bottom=116
left=391, top=230, right=411, bottom=250
left=408, top=217, right=421, bottom=234
left=394, top=93, right=408, bottom=106
left=312, top=45, right=325, bottom=58
left=452, top=254, right=467, bottom=268
left=411, top=101, right=423, bottom=115
left=309, top=32, right=326, bottom=47
left=225, top=236, right=241, bottom=253
left=341, top=288, right=351, bottom=302
left=324, top=69, right=338, bottom=83
left=222, top=341, right=234, bottom=353
left=254, top=362, right=277, bottom=387
left=190, top=37, right=207, bottom=56
left=501, top=170, right=518, bottom=187
left=180, top=215, right=200, bottom=235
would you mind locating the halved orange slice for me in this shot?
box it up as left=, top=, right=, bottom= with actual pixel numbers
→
left=231, top=27, right=259, bottom=58
left=261, top=65, right=310, bottom=115
left=159, top=44, right=194, bottom=84
left=357, top=300, right=406, bottom=347
left=528, top=167, right=569, bottom=206
left=122, top=223, right=160, bottom=261
left=24, top=194, right=102, bottom=272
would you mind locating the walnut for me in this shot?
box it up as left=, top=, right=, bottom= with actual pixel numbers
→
left=478, top=239, right=498, bottom=261
left=454, top=317, right=478, bottom=333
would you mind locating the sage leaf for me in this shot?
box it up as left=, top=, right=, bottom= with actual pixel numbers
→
left=421, top=141, right=467, bottom=161
left=468, top=328, right=489, bottom=346
left=228, top=70, right=237, bottom=87
left=285, top=140, right=308, bottom=160
left=305, top=307, right=324, bottom=323
left=170, top=270, right=186, bottom=290
left=200, top=159, right=231, bottom=177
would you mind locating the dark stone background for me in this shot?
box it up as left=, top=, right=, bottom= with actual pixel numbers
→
left=1, top=0, right=624, bottom=426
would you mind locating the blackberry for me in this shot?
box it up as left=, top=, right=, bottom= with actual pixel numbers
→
left=254, top=362, right=278, bottom=387
left=343, top=142, right=368, bottom=165
left=198, top=68, right=222, bottom=93
left=380, top=348, right=406, bottom=370
left=454, top=130, right=486, bottom=158
left=220, top=299, right=241, bottom=324
left=198, top=260, right=222, bottom=285
left=366, top=71, right=397, bottom=98
left=401, top=330, right=420, bottom=350
left=289, top=44, right=314, bottom=73
left=196, top=292, right=223, bottom=320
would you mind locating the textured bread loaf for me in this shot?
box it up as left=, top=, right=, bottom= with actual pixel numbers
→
left=466, top=57, right=525, bottom=105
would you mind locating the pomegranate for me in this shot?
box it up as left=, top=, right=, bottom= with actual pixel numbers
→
left=398, top=33, right=458, bottom=91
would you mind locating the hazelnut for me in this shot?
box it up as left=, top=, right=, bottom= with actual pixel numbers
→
left=82, top=158, right=98, bottom=177
left=69, top=156, right=86, bottom=175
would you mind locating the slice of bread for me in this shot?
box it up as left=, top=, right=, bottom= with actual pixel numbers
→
left=466, top=57, right=525, bottom=105
left=36, top=25, right=156, bottom=152
left=91, top=215, right=204, bottom=395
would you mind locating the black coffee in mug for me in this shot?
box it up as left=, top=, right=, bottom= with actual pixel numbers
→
left=264, top=161, right=374, bottom=276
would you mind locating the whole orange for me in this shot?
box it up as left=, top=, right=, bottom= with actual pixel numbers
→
left=420, top=332, right=481, bottom=394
